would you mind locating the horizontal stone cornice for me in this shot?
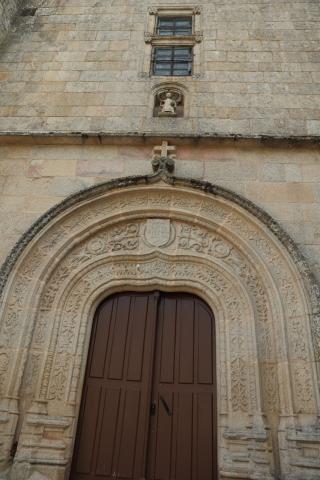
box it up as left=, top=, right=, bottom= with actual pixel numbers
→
left=0, top=131, right=319, bottom=147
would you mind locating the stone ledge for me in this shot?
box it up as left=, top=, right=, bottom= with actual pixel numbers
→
left=0, top=131, right=320, bottom=147
left=224, top=429, right=268, bottom=442
left=289, top=458, right=320, bottom=469
left=14, top=457, right=68, bottom=466
left=21, top=440, right=65, bottom=451
left=26, top=415, right=70, bottom=429
left=287, top=430, right=320, bottom=443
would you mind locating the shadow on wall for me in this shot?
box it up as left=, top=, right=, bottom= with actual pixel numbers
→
left=0, top=0, right=35, bottom=46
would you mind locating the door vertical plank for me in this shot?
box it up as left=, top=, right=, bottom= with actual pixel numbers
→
left=75, top=384, right=102, bottom=475
left=197, top=303, right=213, bottom=384
left=108, top=296, right=131, bottom=380
left=95, top=387, right=121, bottom=476
left=117, top=390, right=141, bottom=479
left=126, top=296, right=148, bottom=381
left=89, top=300, right=113, bottom=378
left=178, top=297, right=194, bottom=384
left=159, top=296, right=176, bottom=384
left=197, top=393, right=213, bottom=480
left=175, top=393, right=193, bottom=480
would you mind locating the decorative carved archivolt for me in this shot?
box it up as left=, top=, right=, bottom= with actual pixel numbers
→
left=0, top=173, right=319, bottom=480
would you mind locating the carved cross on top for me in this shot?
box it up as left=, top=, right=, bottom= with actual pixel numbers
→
left=152, top=141, right=176, bottom=175
left=153, top=141, right=176, bottom=159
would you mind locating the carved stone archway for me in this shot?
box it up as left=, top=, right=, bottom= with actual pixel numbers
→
left=0, top=169, right=319, bottom=480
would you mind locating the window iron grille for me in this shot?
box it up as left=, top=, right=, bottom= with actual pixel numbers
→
left=153, top=46, right=193, bottom=76
left=157, top=17, right=193, bottom=36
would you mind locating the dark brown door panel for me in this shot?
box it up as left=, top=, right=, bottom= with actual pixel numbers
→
left=70, top=292, right=217, bottom=480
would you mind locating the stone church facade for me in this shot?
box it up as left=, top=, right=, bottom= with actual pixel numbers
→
left=0, top=1, right=320, bottom=480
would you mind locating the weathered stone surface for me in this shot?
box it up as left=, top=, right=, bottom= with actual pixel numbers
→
left=1, top=140, right=320, bottom=284
left=0, top=0, right=319, bottom=136
left=0, top=0, right=23, bottom=46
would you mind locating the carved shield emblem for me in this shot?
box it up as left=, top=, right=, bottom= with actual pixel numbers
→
left=144, top=219, right=172, bottom=248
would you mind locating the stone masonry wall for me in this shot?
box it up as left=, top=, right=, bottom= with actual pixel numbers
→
left=0, top=0, right=24, bottom=46
left=0, top=0, right=319, bottom=136
left=1, top=140, right=320, bottom=285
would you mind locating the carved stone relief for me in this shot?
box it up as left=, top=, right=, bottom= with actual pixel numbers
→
left=0, top=182, right=319, bottom=480
left=153, top=87, right=184, bottom=117
left=143, top=219, right=174, bottom=247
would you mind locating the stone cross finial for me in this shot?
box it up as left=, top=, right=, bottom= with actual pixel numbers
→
left=152, top=141, right=176, bottom=174
left=153, top=141, right=176, bottom=158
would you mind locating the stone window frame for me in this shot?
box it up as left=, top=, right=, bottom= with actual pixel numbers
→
left=140, top=5, right=203, bottom=79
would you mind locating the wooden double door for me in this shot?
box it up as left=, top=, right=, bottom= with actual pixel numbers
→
left=71, top=292, right=217, bottom=480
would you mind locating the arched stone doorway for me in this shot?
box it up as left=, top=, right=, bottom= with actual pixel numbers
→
left=0, top=171, right=319, bottom=480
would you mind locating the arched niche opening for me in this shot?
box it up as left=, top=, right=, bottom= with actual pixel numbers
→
left=152, top=82, right=186, bottom=117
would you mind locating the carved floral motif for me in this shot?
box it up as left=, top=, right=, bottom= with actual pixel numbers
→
left=86, top=223, right=140, bottom=254
left=231, top=358, right=249, bottom=411
left=0, top=351, right=9, bottom=390
left=293, top=365, right=315, bottom=413
left=49, top=353, right=72, bottom=401
left=23, top=352, right=41, bottom=395
left=177, top=225, right=232, bottom=258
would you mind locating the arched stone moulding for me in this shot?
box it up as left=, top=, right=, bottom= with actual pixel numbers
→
left=0, top=171, right=319, bottom=480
